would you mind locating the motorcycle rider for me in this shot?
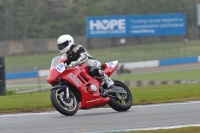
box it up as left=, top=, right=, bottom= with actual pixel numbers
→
left=57, top=34, right=114, bottom=89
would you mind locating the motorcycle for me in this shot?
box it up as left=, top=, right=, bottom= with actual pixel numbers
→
left=47, top=56, right=133, bottom=116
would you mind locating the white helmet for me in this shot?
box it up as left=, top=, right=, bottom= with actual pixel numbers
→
left=57, top=34, right=74, bottom=54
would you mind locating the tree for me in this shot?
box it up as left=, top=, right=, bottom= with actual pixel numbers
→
left=0, top=0, right=197, bottom=40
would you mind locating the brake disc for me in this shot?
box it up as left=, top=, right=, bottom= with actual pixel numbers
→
left=60, top=92, right=74, bottom=106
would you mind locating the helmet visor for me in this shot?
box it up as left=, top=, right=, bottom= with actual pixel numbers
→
left=58, top=41, right=69, bottom=50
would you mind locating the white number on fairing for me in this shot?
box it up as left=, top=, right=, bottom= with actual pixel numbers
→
left=56, top=63, right=65, bottom=73
left=106, top=61, right=118, bottom=67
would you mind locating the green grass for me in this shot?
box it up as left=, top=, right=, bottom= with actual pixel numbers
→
left=5, top=40, right=200, bottom=72
left=123, top=126, right=200, bottom=133
left=1, top=84, right=200, bottom=114
left=0, top=91, right=52, bottom=114
left=131, top=84, right=200, bottom=105
left=7, top=84, right=48, bottom=92
left=112, top=69, right=200, bottom=81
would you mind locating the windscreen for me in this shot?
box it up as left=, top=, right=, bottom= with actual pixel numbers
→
left=50, top=56, right=62, bottom=69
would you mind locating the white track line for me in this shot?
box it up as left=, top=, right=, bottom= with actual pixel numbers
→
left=89, top=123, right=200, bottom=133
left=0, top=100, right=200, bottom=118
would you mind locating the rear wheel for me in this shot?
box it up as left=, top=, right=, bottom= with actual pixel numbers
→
left=108, top=80, right=133, bottom=111
left=50, top=88, right=79, bottom=116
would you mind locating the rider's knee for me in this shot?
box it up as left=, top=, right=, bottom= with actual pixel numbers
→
left=88, top=66, right=104, bottom=77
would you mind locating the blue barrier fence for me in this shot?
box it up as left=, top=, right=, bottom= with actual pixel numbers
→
left=159, top=56, right=199, bottom=66
left=6, top=71, right=39, bottom=80
left=6, top=56, right=200, bottom=80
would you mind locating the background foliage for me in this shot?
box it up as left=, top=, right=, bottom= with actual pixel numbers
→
left=0, top=0, right=198, bottom=40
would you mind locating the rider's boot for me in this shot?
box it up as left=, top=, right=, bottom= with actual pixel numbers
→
left=101, top=74, right=114, bottom=89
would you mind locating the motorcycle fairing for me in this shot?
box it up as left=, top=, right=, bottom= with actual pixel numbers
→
left=103, top=60, right=118, bottom=77
left=60, top=65, right=110, bottom=109
left=47, top=65, right=69, bottom=86
left=47, top=57, right=67, bottom=85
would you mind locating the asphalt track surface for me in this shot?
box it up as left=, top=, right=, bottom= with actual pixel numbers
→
left=0, top=101, right=200, bottom=133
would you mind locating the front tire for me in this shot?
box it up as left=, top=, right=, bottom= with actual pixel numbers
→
left=50, top=88, right=79, bottom=116
left=108, top=80, right=133, bottom=112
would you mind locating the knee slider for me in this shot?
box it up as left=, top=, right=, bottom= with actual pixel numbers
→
left=89, top=66, right=99, bottom=77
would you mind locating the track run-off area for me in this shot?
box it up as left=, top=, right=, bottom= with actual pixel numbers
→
left=0, top=101, right=200, bottom=133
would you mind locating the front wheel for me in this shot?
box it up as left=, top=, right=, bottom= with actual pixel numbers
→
left=50, top=88, right=79, bottom=116
left=108, top=80, right=133, bottom=112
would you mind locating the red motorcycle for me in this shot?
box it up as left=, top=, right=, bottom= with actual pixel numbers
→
left=47, top=56, right=133, bottom=116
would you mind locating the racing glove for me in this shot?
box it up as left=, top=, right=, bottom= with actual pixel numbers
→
left=68, top=61, right=78, bottom=68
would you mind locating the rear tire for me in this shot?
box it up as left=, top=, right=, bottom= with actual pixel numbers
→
left=50, top=88, right=79, bottom=116
left=108, top=80, right=133, bottom=112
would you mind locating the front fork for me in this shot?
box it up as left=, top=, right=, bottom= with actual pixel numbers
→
left=66, top=87, right=70, bottom=99
left=51, top=85, right=70, bottom=99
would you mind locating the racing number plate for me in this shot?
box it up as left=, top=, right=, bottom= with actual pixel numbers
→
left=106, top=61, right=118, bottom=67
left=56, top=63, right=65, bottom=73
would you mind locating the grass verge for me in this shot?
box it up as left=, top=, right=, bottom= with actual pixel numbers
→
left=0, top=84, right=200, bottom=114
left=125, top=126, right=200, bottom=133
left=0, top=91, right=52, bottom=114
left=131, top=84, right=200, bottom=105
left=112, top=69, right=200, bottom=81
